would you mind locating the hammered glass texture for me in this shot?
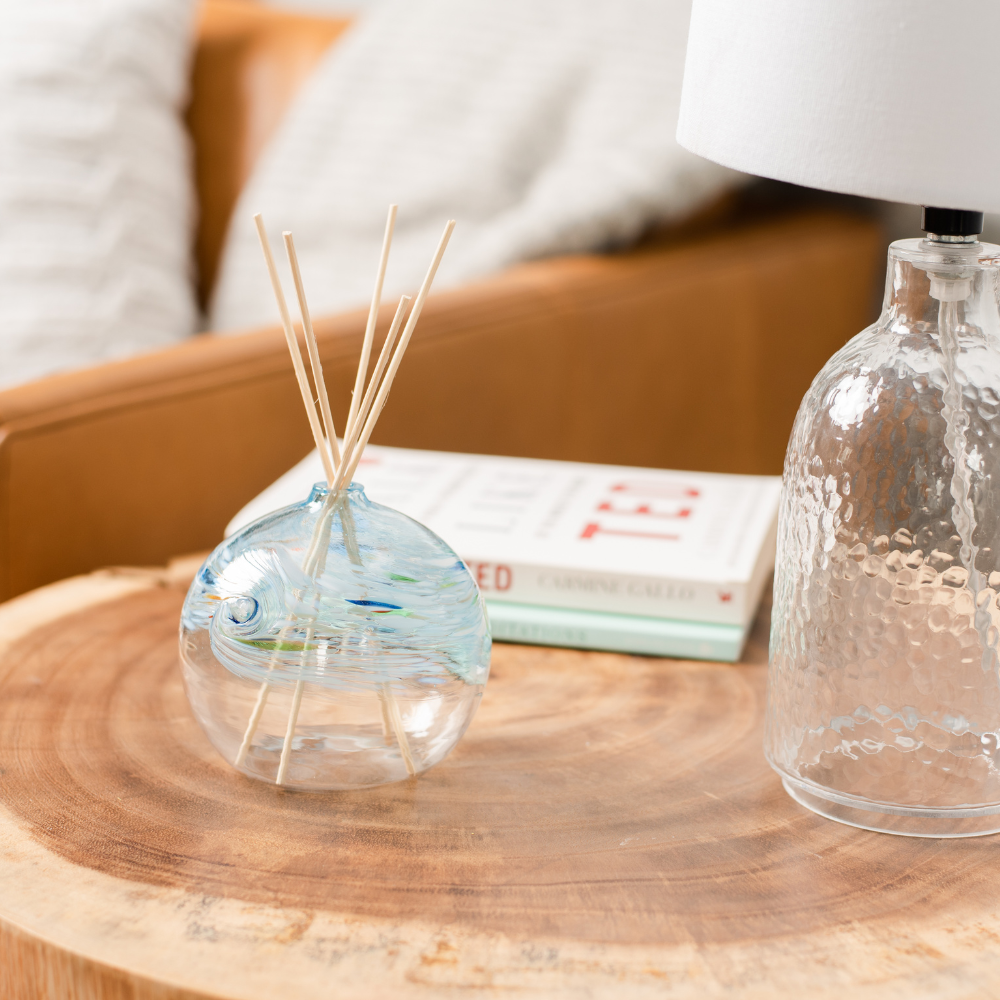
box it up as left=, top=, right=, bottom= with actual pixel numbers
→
left=766, top=240, right=1000, bottom=817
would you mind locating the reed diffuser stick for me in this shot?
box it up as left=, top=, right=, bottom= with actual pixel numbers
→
left=277, top=678, right=306, bottom=785
left=238, top=215, right=339, bottom=772
left=345, top=205, right=397, bottom=442
left=337, top=294, right=410, bottom=476
left=235, top=505, right=333, bottom=773
left=234, top=684, right=270, bottom=767
left=380, top=683, right=417, bottom=776
left=335, top=220, right=455, bottom=491
left=253, top=214, right=336, bottom=485
left=283, top=231, right=341, bottom=470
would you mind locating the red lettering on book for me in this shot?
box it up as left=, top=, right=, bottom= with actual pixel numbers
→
left=718, top=592, right=733, bottom=602
left=609, top=481, right=700, bottom=498
left=580, top=523, right=680, bottom=542
left=596, top=501, right=691, bottom=518
left=467, top=562, right=513, bottom=592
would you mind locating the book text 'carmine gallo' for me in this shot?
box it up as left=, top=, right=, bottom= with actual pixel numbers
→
left=464, top=560, right=697, bottom=603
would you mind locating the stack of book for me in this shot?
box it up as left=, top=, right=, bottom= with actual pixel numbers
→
left=228, top=446, right=780, bottom=662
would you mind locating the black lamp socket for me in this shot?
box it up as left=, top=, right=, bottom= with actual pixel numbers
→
left=921, top=206, right=984, bottom=237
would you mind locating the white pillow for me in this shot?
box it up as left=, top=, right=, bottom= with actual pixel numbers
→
left=0, top=0, right=197, bottom=391
left=211, top=0, right=742, bottom=333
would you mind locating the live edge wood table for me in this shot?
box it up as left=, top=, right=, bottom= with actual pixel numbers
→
left=1, top=567, right=999, bottom=1000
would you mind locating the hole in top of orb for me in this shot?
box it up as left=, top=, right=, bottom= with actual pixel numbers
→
left=226, top=597, right=258, bottom=625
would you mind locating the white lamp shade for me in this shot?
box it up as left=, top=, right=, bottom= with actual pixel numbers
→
left=676, top=0, right=1000, bottom=213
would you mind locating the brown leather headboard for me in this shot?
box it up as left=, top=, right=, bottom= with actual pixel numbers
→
left=186, top=0, right=351, bottom=306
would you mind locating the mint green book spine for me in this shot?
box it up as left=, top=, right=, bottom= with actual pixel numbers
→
left=484, top=600, right=747, bottom=662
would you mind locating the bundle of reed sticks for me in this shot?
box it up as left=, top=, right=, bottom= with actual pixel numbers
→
left=236, top=206, right=454, bottom=785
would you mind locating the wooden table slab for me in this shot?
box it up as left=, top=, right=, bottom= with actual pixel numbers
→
left=0, top=566, right=998, bottom=1000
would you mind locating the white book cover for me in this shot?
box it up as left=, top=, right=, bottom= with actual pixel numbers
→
left=228, top=446, right=780, bottom=628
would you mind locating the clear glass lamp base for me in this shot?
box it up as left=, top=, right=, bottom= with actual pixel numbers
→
left=779, top=773, right=1000, bottom=839
left=766, top=237, right=1000, bottom=841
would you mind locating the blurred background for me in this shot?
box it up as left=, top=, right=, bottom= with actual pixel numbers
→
left=1, top=0, right=995, bottom=598
left=230, top=0, right=1000, bottom=257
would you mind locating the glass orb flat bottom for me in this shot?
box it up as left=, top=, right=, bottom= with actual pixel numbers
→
left=779, top=774, right=1000, bottom=839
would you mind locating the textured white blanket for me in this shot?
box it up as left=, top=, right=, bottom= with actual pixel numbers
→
left=211, top=0, right=742, bottom=332
left=0, top=0, right=197, bottom=391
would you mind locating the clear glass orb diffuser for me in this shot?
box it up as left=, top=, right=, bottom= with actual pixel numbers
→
left=180, top=482, right=491, bottom=790
left=767, top=231, right=1000, bottom=837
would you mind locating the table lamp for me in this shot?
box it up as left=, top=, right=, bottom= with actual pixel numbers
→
left=677, top=0, right=1000, bottom=837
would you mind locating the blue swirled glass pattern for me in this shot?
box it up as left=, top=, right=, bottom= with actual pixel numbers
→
left=180, top=482, right=491, bottom=789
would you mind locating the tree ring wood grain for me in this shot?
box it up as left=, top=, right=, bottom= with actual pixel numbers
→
left=0, top=571, right=999, bottom=999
